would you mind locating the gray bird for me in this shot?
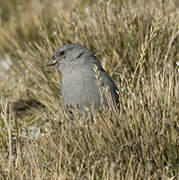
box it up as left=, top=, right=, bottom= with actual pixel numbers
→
left=47, top=44, right=119, bottom=116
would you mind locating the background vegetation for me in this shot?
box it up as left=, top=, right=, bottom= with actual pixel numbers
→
left=0, top=0, right=178, bottom=179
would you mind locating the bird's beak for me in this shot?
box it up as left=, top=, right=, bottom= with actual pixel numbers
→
left=46, top=57, right=58, bottom=66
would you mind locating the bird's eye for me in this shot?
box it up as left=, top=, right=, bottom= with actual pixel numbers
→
left=60, top=51, right=65, bottom=56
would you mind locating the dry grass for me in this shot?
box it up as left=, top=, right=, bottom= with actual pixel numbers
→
left=0, top=0, right=179, bottom=179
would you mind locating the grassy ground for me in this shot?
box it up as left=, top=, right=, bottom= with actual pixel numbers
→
left=0, top=0, right=179, bottom=179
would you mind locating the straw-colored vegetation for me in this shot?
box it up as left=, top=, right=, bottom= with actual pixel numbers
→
left=0, top=0, right=179, bottom=179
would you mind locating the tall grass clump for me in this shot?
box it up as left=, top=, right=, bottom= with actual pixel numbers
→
left=0, top=0, right=179, bottom=179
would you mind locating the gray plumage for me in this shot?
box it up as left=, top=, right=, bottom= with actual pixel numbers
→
left=47, top=44, right=119, bottom=114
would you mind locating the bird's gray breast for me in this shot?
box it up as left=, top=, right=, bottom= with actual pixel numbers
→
left=61, top=65, right=102, bottom=109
